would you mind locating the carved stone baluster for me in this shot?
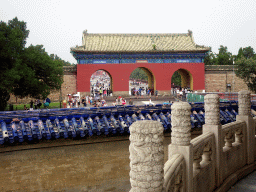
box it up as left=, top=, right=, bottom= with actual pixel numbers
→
left=171, top=102, right=191, bottom=146
left=129, top=120, right=164, bottom=192
left=203, top=141, right=212, bottom=162
left=238, top=90, right=251, bottom=116
left=235, top=126, right=243, bottom=144
left=193, top=147, right=204, bottom=170
left=224, top=129, right=234, bottom=148
left=237, top=90, right=255, bottom=164
left=169, top=102, right=193, bottom=192
left=203, top=94, right=221, bottom=186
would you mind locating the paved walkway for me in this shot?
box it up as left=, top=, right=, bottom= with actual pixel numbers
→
left=228, top=171, right=256, bottom=192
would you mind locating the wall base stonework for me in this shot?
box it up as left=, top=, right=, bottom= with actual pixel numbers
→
left=112, top=91, right=129, bottom=97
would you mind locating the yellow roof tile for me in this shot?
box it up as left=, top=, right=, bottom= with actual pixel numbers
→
left=71, top=30, right=210, bottom=53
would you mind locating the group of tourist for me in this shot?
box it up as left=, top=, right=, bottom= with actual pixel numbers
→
left=131, top=87, right=156, bottom=96
left=114, top=96, right=127, bottom=106
left=171, top=87, right=191, bottom=100
left=24, top=98, right=51, bottom=110
left=62, top=94, right=109, bottom=108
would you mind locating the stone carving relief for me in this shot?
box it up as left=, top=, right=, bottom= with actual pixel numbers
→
left=171, top=102, right=192, bottom=146
left=204, top=94, right=220, bottom=125
left=238, top=90, right=251, bottom=116
left=129, top=120, right=164, bottom=192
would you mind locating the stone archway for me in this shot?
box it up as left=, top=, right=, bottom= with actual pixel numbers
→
left=90, top=69, right=113, bottom=96
left=172, top=68, right=193, bottom=90
left=129, top=67, right=156, bottom=95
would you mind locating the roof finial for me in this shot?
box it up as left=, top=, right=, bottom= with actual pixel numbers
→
left=188, top=30, right=192, bottom=36
left=83, top=29, right=88, bottom=34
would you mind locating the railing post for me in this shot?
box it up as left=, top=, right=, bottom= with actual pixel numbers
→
left=168, top=102, right=193, bottom=192
left=129, top=120, right=164, bottom=192
left=236, top=90, right=255, bottom=165
left=203, top=94, right=222, bottom=186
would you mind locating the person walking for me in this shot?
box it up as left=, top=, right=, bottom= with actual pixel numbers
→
left=82, top=97, right=87, bottom=107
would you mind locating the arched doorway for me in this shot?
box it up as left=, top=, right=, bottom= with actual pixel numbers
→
left=90, top=70, right=113, bottom=96
left=129, top=67, right=155, bottom=96
left=171, top=69, right=193, bottom=90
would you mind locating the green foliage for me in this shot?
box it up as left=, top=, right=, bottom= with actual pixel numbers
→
left=171, top=71, right=181, bottom=86
left=204, top=45, right=233, bottom=65
left=50, top=54, right=74, bottom=66
left=0, top=17, right=64, bottom=110
left=235, top=57, right=256, bottom=93
left=130, top=68, right=148, bottom=81
left=14, top=45, right=63, bottom=99
left=204, top=51, right=218, bottom=65
left=217, top=45, right=233, bottom=65
left=236, top=46, right=255, bottom=60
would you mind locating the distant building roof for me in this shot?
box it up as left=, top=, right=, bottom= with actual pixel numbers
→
left=71, top=30, right=210, bottom=53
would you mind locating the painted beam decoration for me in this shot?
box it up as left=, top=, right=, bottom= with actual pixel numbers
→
left=73, top=53, right=206, bottom=64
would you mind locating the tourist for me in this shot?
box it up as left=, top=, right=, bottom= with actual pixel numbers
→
left=24, top=105, right=28, bottom=110
left=101, top=98, right=106, bottom=106
left=122, top=98, right=126, bottom=105
left=44, top=98, right=50, bottom=108
left=37, top=99, right=42, bottom=109
left=34, top=99, right=38, bottom=109
left=62, top=98, right=67, bottom=108
left=29, top=100, right=34, bottom=109
left=116, top=97, right=118, bottom=105
left=77, top=98, right=80, bottom=107
left=86, top=95, right=89, bottom=103
left=68, top=94, right=72, bottom=106
left=82, top=96, right=86, bottom=107
left=129, top=98, right=133, bottom=105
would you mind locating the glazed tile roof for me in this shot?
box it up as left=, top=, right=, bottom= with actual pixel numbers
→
left=71, top=30, right=210, bottom=53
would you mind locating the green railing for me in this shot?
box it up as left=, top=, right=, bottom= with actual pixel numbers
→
left=186, top=93, right=228, bottom=103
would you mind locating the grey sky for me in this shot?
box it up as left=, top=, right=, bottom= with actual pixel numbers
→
left=1, top=0, right=256, bottom=64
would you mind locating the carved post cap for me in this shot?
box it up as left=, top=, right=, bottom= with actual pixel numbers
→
left=129, top=120, right=164, bottom=192
left=204, top=94, right=220, bottom=125
left=205, top=93, right=220, bottom=100
left=238, top=90, right=251, bottom=116
left=171, top=102, right=191, bottom=146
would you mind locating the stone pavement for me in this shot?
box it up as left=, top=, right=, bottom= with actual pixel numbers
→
left=228, top=171, right=256, bottom=192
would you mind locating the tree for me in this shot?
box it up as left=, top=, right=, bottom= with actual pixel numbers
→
left=235, top=57, right=256, bottom=93
left=204, top=51, right=218, bottom=65
left=13, top=45, right=63, bottom=99
left=171, top=71, right=181, bottom=86
left=236, top=46, right=255, bottom=60
left=217, top=45, right=233, bottom=65
left=0, top=17, right=64, bottom=110
left=130, top=68, right=148, bottom=81
left=50, top=54, right=74, bottom=66
left=204, top=46, right=233, bottom=65
left=0, top=18, right=28, bottom=110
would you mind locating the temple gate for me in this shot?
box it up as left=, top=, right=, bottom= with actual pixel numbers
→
left=71, top=30, right=210, bottom=96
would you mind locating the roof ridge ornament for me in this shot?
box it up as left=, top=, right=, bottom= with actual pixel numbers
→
left=188, top=30, right=192, bottom=36
left=83, top=29, right=88, bottom=35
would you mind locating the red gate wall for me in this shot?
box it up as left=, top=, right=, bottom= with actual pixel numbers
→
left=77, top=63, right=205, bottom=93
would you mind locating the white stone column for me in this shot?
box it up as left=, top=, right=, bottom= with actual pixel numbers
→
left=203, top=94, right=222, bottom=186
left=129, top=120, right=164, bottom=192
left=168, top=102, right=193, bottom=192
left=236, top=90, right=255, bottom=165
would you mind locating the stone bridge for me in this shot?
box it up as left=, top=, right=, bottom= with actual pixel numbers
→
left=129, top=90, right=256, bottom=192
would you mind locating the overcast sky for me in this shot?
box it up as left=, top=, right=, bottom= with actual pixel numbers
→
left=1, top=0, right=256, bottom=64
